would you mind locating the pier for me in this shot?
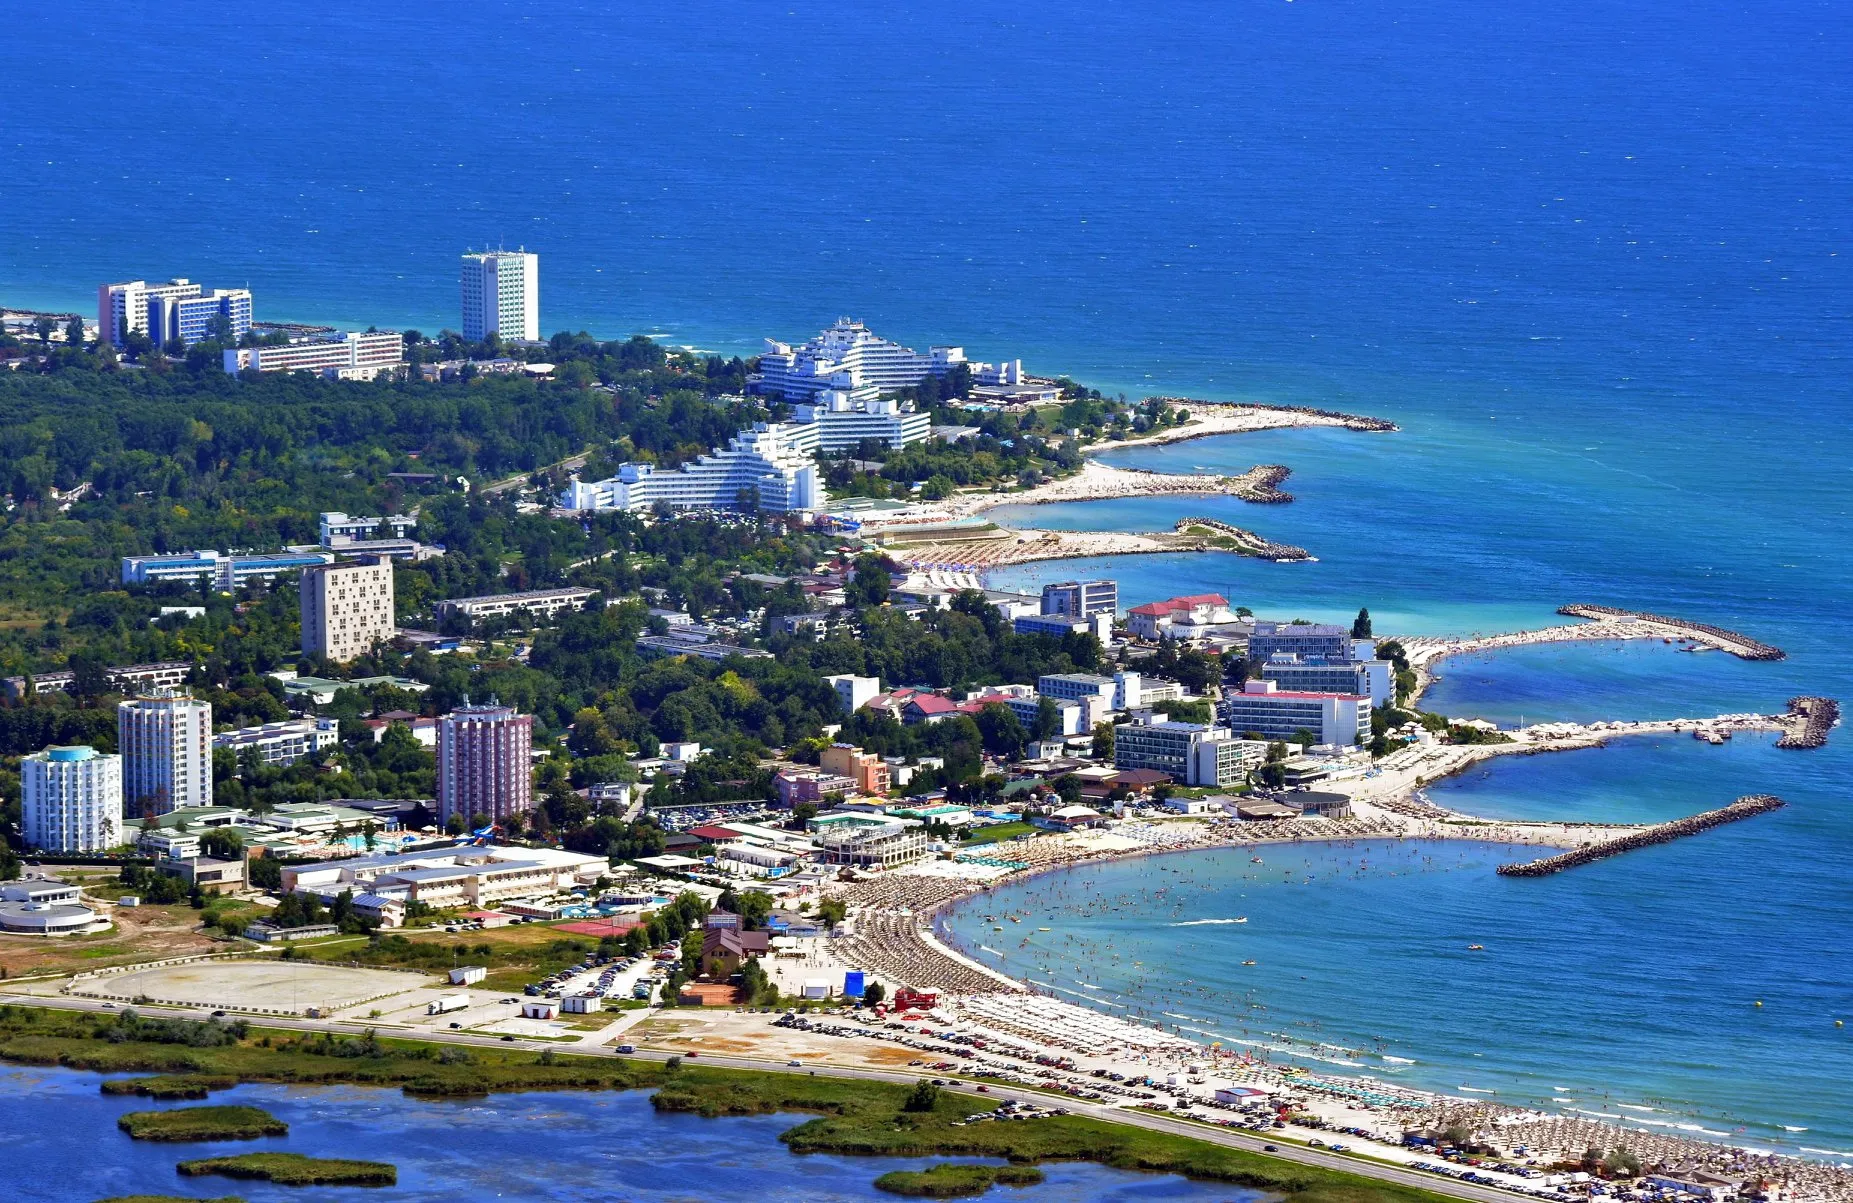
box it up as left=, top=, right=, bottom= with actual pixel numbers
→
left=1776, top=696, right=1839, bottom=749
left=1557, top=604, right=1785, bottom=660
left=1145, top=398, right=1400, bottom=432
left=1495, top=794, right=1785, bottom=877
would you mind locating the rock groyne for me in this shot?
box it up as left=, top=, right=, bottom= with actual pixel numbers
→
left=1496, top=795, right=1785, bottom=877
left=1556, top=605, right=1786, bottom=661
left=1174, top=516, right=1312, bottom=562
left=1776, top=696, right=1839, bottom=750
left=1245, top=465, right=1294, bottom=503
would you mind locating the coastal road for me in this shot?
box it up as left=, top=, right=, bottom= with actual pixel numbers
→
left=479, top=449, right=593, bottom=496
left=5, top=991, right=1529, bottom=1203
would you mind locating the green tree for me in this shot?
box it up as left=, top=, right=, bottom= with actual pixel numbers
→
left=903, top=1079, right=941, bottom=1113
left=860, top=980, right=886, bottom=1007
left=1352, top=607, right=1373, bottom=638
left=816, top=897, right=847, bottom=929
left=200, top=827, right=245, bottom=859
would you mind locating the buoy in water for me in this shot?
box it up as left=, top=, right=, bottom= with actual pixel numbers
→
left=1755, top=1000, right=1764, bottom=1007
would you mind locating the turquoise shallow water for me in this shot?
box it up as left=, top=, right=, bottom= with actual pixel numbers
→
left=2, top=0, right=1848, bottom=1174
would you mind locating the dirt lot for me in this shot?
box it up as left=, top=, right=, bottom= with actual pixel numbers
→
left=68, top=959, right=426, bottom=1014
left=628, top=1011, right=946, bottom=1072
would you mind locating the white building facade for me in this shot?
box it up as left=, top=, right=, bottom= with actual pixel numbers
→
left=752, top=319, right=961, bottom=402
left=118, top=691, right=213, bottom=816
left=560, top=423, right=823, bottom=514
left=22, top=746, right=123, bottom=852
left=460, top=250, right=539, bottom=342
left=224, top=331, right=404, bottom=380
left=1218, top=681, right=1373, bottom=746
left=786, top=393, right=931, bottom=452
left=98, top=278, right=253, bottom=347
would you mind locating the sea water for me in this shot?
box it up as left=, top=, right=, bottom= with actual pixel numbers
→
left=2, top=0, right=1848, bottom=1169
left=0, top=1065, right=1256, bottom=1203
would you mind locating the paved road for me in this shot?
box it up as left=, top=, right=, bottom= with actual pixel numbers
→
left=3, top=992, right=1524, bottom=1203
left=479, top=451, right=592, bottom=496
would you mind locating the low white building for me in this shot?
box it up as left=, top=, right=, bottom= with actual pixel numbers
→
left=212, top=718, right=338, bottom=767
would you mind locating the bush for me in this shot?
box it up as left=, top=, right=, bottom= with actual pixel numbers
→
left=902, top=1079, right=941, bottom=1113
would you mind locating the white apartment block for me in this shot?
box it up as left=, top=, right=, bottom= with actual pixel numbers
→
left=786, top=393, right=932, bottom=453
left=1218, top=681, right=1373, bottom=746
left=560, top=423, right=824, bottom=514
left=212, top=718, right=339, bottom=767
left=433, top=587, right=596, bottom=624
left=22, top=746, right=123, bottom=852
left=118, top=691, right=213, bottom=816
left=122, top=549, right=335, bottom=588
left=822, top=674, right=880, bottom=714
left=300, top=557, right=396, bottom=663
left=460, top=250, right=539, bottom=342
left=320, top=511, right=416, bottom=545
left=224, top=331, right=404, bottom=380
left=98, top=278, right=253, bottom=347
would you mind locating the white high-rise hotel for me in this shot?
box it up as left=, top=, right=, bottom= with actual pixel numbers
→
left=22, top=746, right=123, bottom=853
left=98, top=278, right=253, bottom=347
left=460, top=250, right=539, bottom=342
left=118, top=690, right=213, bottom=816
left=752, top=318, right=966, bottom=403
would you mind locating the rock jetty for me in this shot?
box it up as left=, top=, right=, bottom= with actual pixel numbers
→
left=1496, top=794, right=1786, bottom=877
left=1557, top=604, right=1786, bottom=660
left=1173, top=516, right=1312, bottom=561
left=1245, top=465, right=1294, bottom=503
left=1776, top=696, right=1839, bottom=749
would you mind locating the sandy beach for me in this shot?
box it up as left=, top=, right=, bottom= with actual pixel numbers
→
left=1088, top=400, right=1398, bottom=454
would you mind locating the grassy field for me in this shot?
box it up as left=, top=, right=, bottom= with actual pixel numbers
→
left=176, top=1152, right=396, bottom=1186
left=117, top=1105, right=288, bottom=1142
left=101, top=1074, right=238, bottom=1099
left=287, top=922, right=603, bottom=996
left=874, top=1163, right=1046, bottom=1196
left=0, top=1005, right=1458, bottom=1203
left=960, top=822, right=1038, bottom=846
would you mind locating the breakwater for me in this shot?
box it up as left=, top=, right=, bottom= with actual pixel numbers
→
left=1173, top=516, right=1312, bottom=561
left=1495, top=795, right=1785, bottom=877
left=1776, top=696, right=1839, bottom=750
left=1556, top=605, right=1786, bottom=660
left=1245, top=464, right=1294, bottom=503
left=1147, top=397, right=1400, bottom=432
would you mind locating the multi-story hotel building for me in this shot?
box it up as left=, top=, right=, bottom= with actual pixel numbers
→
left=1041, top=580, right=1118, bottom=619
left=433, top=587, right=596, bottom=625
left=1217, top=680, right=1373, bottom=746
left=118, top=690, right=213, bottom=816
left=1113, top=717, right=1264, bottom=787
left=1245, top=622, right=1357, bottom=664
left=98, top=278, right=252, bottom=347
left=436, top=702, right=533, bottom=827
left=300, top=557, right=395, bottom=663
left=751, top=319, right=962, bottom=402
left=122, top=548, right=334, bottom=589
left=559, top=423, right=823, bottom=514
left=212, top=717, right=339, bottom=768
left=21, top=746, right=123, bottom=852
left=223, top=331, right=404, bottom=380
left=319, top=512, right=417, bottom=545
left=460, top=250, right=539, bottom=342
left=785, top=393, right=931, bottom=452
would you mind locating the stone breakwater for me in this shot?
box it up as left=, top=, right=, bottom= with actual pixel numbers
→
left=1244, top=464, right=1294, bottom=503
left=1557, top=604, right=1786, bottom=660
left=1776, top=696, right=1839, bottom=749
left=1173, top=516, right=1312, bottom=561
left=1146, top=397, right=1399, bottom=432
left=1496, top=794, right=1786, bottom=877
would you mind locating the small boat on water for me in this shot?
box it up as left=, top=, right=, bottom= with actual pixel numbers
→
left=1467, top=944, right=1485, bottom=951
left=1242, top=960, right=1257, bottom=966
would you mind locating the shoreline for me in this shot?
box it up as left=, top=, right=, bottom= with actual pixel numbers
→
left=1088, top=401, right=1398, bottom=455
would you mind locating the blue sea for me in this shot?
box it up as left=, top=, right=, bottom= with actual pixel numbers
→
left=3, top=0, right=1850, bottom=1174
